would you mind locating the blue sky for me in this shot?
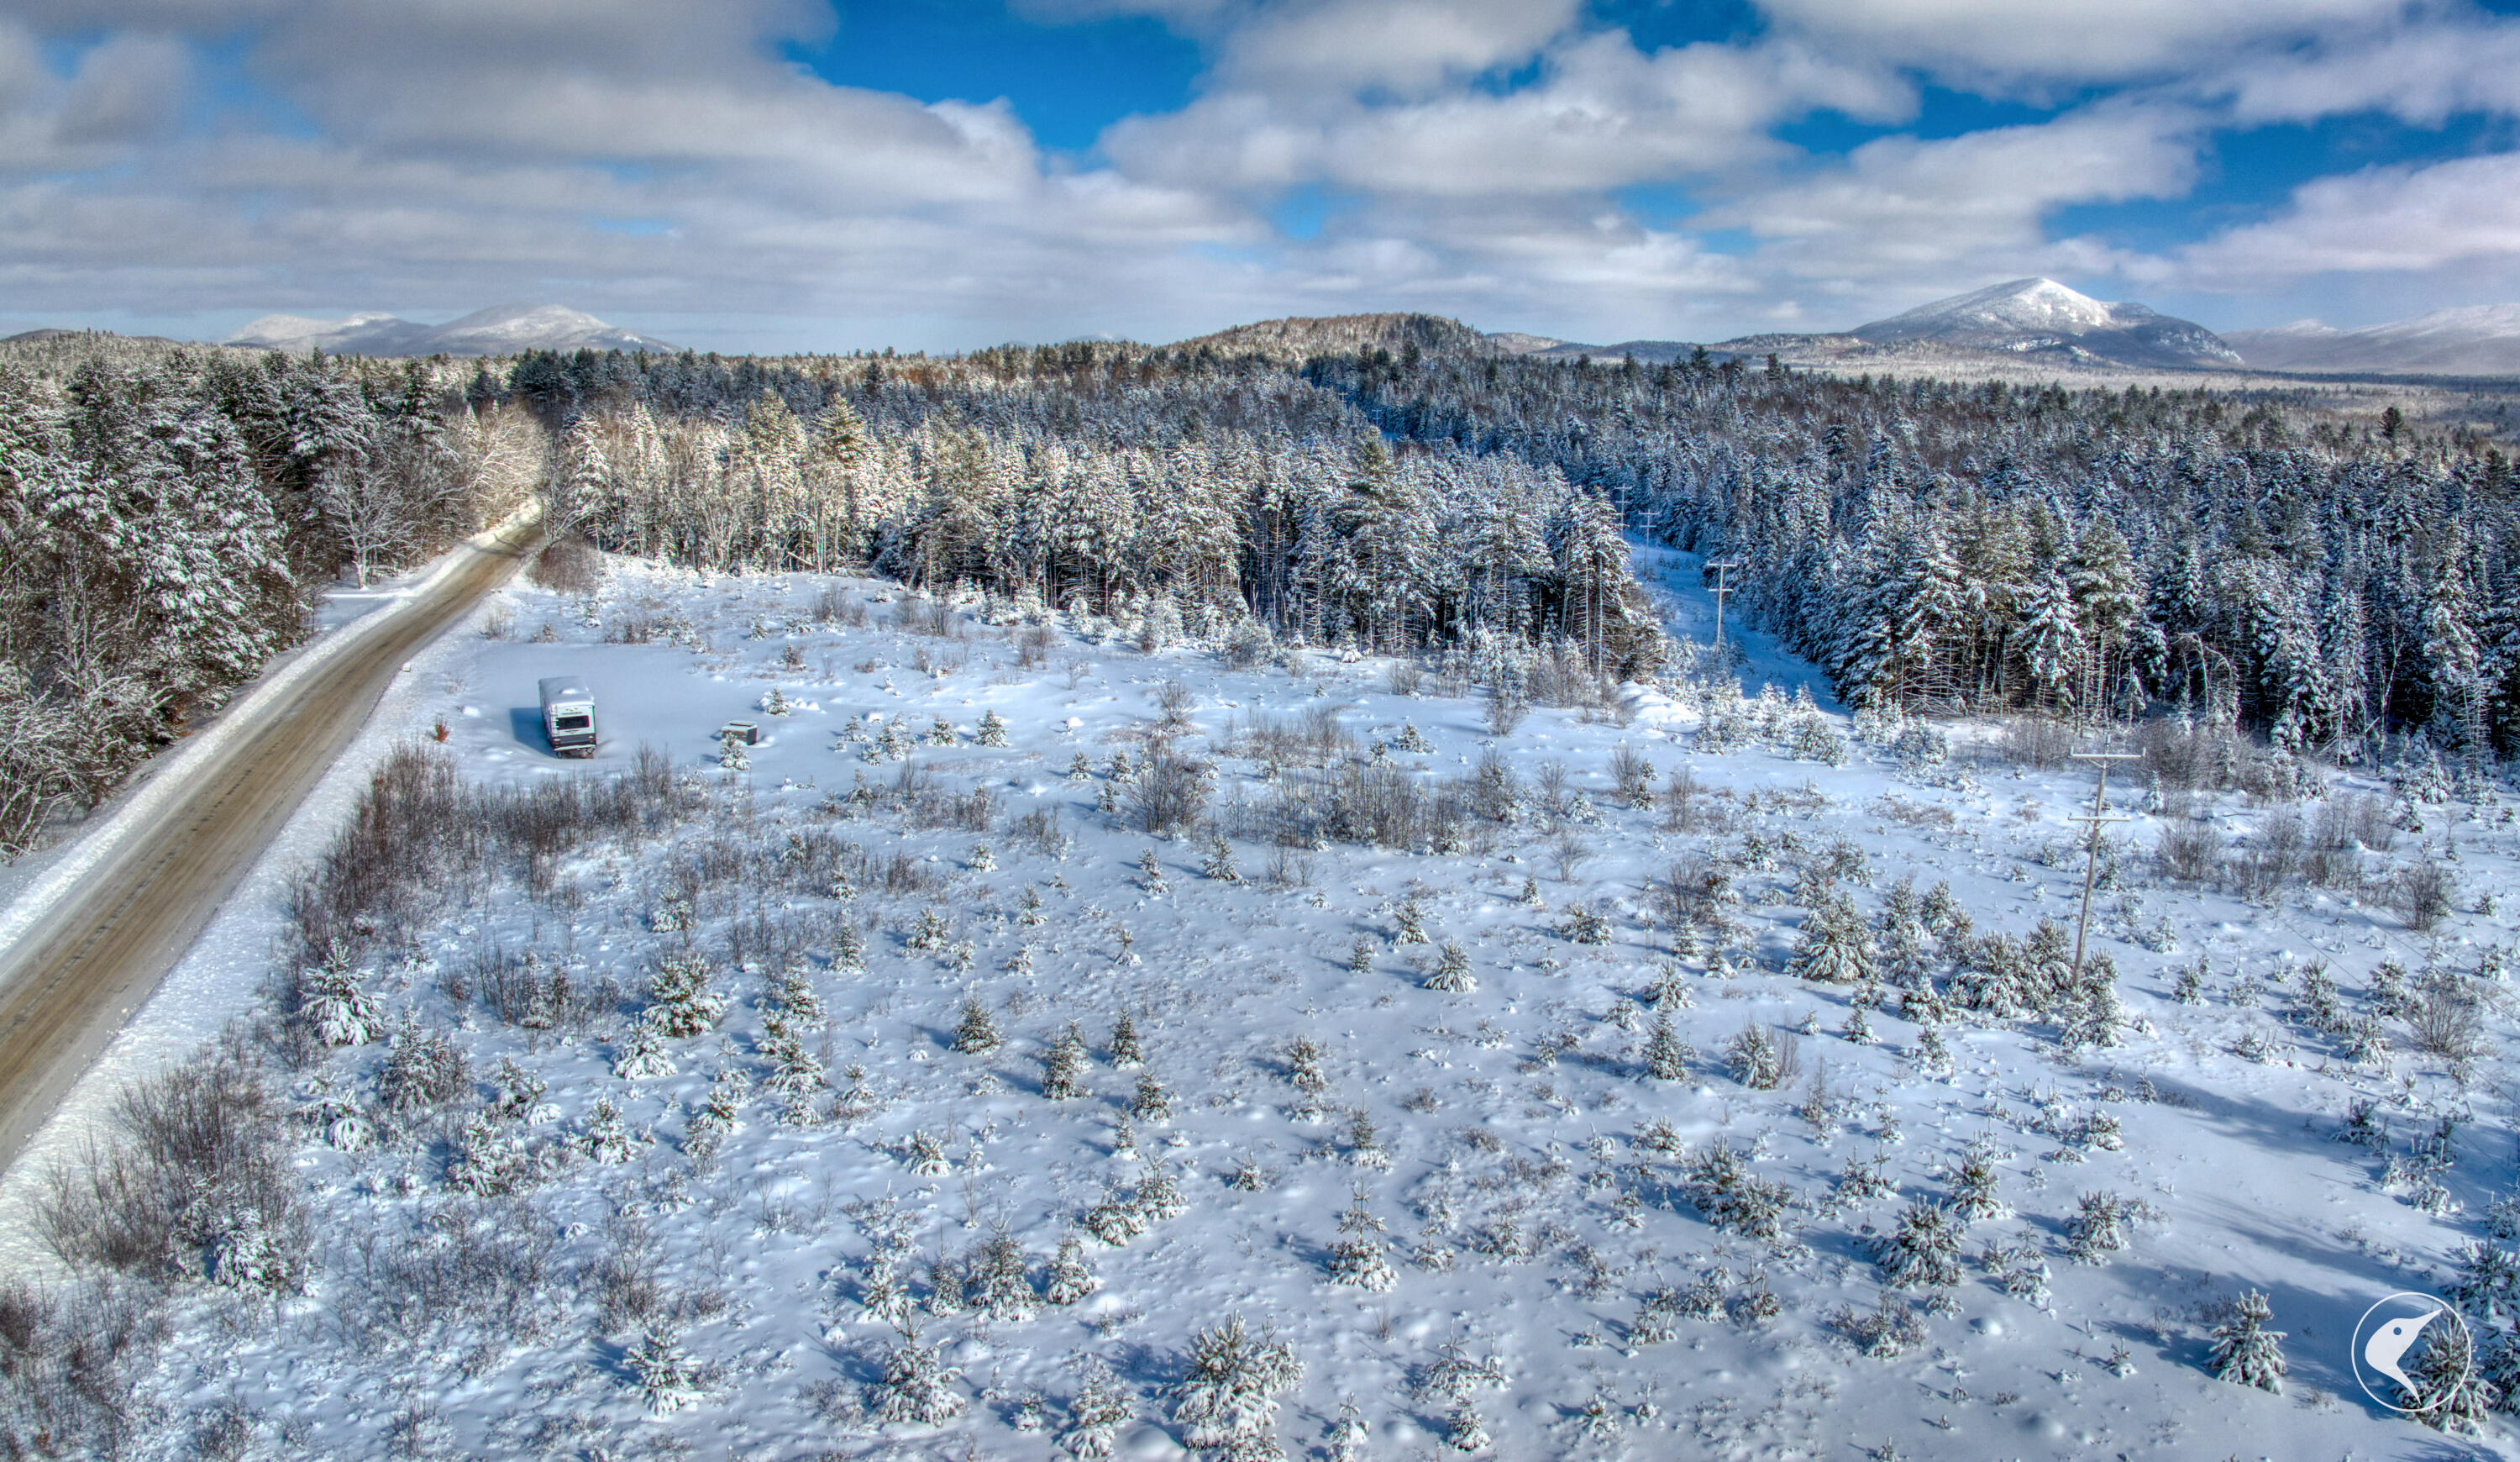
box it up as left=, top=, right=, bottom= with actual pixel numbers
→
left=7, top=0, right=2520, bottom=352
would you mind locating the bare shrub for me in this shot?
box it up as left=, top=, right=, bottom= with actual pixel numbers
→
left=890, top=595, right=961, bottom=639
left=1483, top=682, right=1527, bottom=737
left=589, top=1214, right=665, bottom=1333
left=1646, top=856, right=1733, bottom=932
left=39, top=1044, right=307, bottom=1290
left=1661, top=765, right=1732, bottom=834
left=2390, top=861, right=2456, bottom=933
left=1386, top=660, right=1423, bottom=697
left=1608, top=745, right=1653, bottom=807
left=1130, top=744, right=1210, bottom=836
left=527, top=534, right=603, bottom=596
left=0, top=1276, right=167, bottom=1457
left=344, top=1202, right=561, bottom=1359
left=1550, top=831, right=1595, bottom=883
left=2220, top=812, right=2304, bottom=903
left=288, top=742, right=693, bottom=976
left=2155, top=820, right=2223, bottom=883
left=1992, top=718, right=2075, bottom=770
left=2407, top=976, right=2484, bottom=1069
left=471, top=947, right=618, bottom=1032
left=1016, top=624, right=1056, bottom=668
left=1240, top=708, right=1352, bottom=766
left=1155, top=679, right=1194, bottom=730
left=813, top=584, right=867, bottom=627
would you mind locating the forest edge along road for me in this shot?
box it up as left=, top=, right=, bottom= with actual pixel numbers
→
left=0, top=512, right=543, bottom=1173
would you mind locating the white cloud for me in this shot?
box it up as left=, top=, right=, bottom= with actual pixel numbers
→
left=1755, top=0, right=2405, bottom=84
left=2215, top=17, right=2520, bottom=125
left=1107, top=32, right=1907, bottom=197
left=1704, top=103, right=2198, bottom=284
left=1216, top=0, right=1581, bottom=97
left=55, top=34, right=191, bottom=145
left=2174, top=150, right=2520, bottom=288
left=0, top=0, right=2512, bottom=348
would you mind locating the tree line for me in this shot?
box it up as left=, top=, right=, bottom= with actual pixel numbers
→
left=0, top=344, right=534, bottom=852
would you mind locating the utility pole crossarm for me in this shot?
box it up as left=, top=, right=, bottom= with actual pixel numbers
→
left=1704, top=559, right=1741, bottom=664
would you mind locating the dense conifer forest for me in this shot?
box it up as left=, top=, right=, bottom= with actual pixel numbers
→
left=3, top=323, right=2512, bottom=853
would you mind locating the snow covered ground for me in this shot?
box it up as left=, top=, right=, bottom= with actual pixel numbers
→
left=13, top=543, right=2518, bottom=1461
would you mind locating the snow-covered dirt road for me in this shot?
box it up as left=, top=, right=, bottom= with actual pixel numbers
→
left=0, top=513, right=544, bottom=1169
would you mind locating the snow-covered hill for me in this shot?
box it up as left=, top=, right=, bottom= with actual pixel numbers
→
left=2229, top=305, right=2520, bottom=376
left=1173, top=313, right=1499, bottom=361
left=227, top=302, right=677, bottom=356
left=4, top=550, right=2514, bottom=1460
left=1851, top=279, right=2244, bottom=369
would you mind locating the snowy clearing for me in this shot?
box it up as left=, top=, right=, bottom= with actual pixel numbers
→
left=7, top=548, right=2516, bottom=1462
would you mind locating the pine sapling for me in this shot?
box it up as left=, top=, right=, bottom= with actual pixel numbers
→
left=2208, top=1290, right=2286, bottom=1394
left=1641, top=1013, right=1693, bottom=1081
left=872, top=1332, right=967, bottom=1425
left=1045, top=1231, right=1100, bottom=1306
left=1137, top=1156, right=1187, bottom=1221
left=1871, top=1199, right=1964, bottom=1288
left=1042, top=1022, right=1089, bottom=1100
left=906, top=1129, right=953, bottom=1176
left=1944, top=1144, right=2010, bottom=1223
left=1173, top=1316, right=1300, bottom=1456
left=1394, top=895, right=1429, bottom=944
left=614, top=1018, right=678, bottom=1080
left=627, top=1327, right=706, bottom=1413
left=1346, top=1108, right=1389, bottom=1170
left=1326, top=1185, right=1397, bottom=1291
left=647, top=951, right=726, bottom=1037
left=580, top=1097, right=638, bottom=1165
left=1424, top=941, right=1476, bottom=992
left=967, top=1228, right=1038, bottom=1323
left=1061, top=1356, right=1131, bottom=1460
left=1129, top=1068, right=1173, bottom=1123
left=952, top=995, right=1003, bottom=1054
left=1107, top=1012, right=1143, bottom=1066
left=2063, top=1191, right=2145, bottom=1263
left=1202, top=834, right=1241, bottom=883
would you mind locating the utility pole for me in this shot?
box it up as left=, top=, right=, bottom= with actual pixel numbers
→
left=2067, top=750, right=2143, bottom=986
left=1705, top=560, right=1740, bottom=665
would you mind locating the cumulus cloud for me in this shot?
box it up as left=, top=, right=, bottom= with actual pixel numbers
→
left=0, top=0, right=2515, bottom=346
left=2215, top=15, right=2520, bottom=125
left=1703, top=103, right=2197, bottom=292
left=2175, top=150, right=2520, bottom=288
left=55, top=34, right=192, bottom=145
left=1755, top=0, right=2405, bottom=85
left=1107, top=30, right=1908, bottom=197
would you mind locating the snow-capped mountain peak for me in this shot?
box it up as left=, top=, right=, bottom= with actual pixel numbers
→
left=1851, top=278, right=2241, bottom=368
left=226, top=303, right=675, bottom=357
left=1864, top=278, right=2119, bottom=338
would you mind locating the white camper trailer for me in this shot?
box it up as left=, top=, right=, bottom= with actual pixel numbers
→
left=538, top=676, right=598, bottom=757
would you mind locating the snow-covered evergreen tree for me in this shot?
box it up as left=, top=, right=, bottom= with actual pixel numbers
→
left=872, top=1332, right=967, bottom=1425
left=2207, top=1290, right=2286, bottom=1393
left=1173, top=1315, right=1301, bottom=1458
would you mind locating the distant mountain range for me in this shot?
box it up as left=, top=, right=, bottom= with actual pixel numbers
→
left=1469, top=279, right=2247, bottom=372
left=224, top=303, right=675, bottom=357
left=2223, top=305, right=2520, bottom=375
